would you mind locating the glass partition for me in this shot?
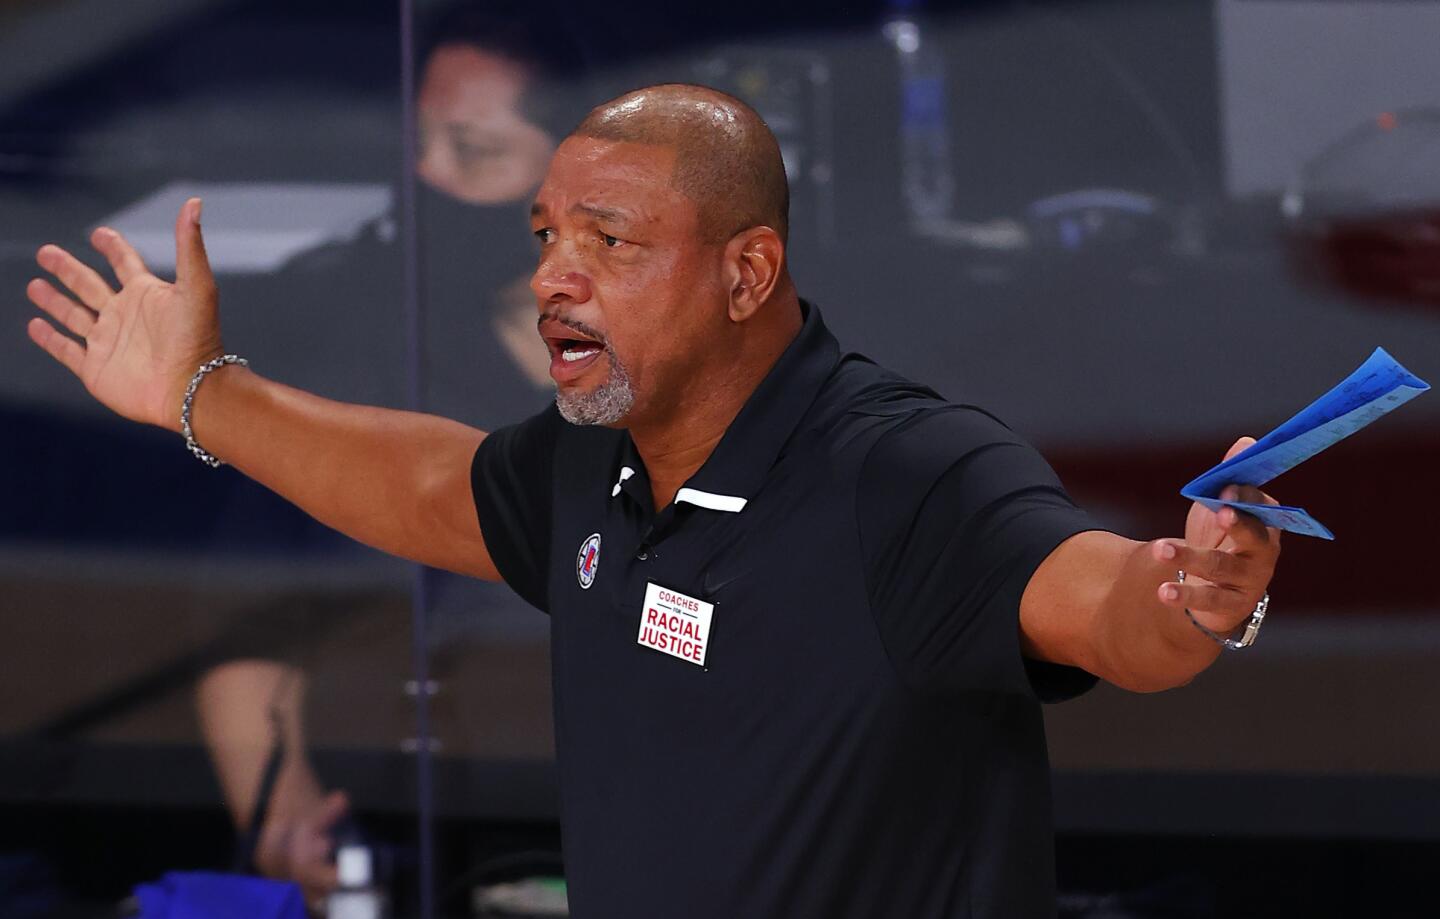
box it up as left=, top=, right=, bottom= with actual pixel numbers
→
left=0, top=0, right=422, bottom=914
left=4, top=0, right=1438, bottom=916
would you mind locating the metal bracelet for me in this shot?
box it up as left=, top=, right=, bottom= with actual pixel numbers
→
left=1176, top=569, right=1269, bottom=650
left=180, top=354, right=248, bottom=468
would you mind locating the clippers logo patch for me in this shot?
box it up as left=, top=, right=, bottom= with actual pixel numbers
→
left=637, top=582, right=714, bottom=667
left=576, top=533, right=601, bottom=589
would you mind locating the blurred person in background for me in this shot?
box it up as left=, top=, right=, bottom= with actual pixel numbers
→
left=193, top=2, right=586, bottom=902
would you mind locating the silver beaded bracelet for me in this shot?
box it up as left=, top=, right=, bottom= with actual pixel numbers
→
left=1176, top=569, right=1269, bottom=650
left=180, top=354, right=248, bottom=468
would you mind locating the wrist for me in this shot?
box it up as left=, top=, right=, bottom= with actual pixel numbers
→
left=1175, top=570, right=1269, bottom=650
left=163, top=347, right=226, bottom=433
left=181, top=354, right=249, bottom=465
left=1183, top=602, right=1243, bottom=637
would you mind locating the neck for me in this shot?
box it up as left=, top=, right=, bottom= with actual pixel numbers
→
left=633, top=424, right=728, bottom=512
left=629, top=293, right=802, bottom=510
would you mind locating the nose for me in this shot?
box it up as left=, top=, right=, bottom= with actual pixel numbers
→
left=531, top=240, right=592, bottom=306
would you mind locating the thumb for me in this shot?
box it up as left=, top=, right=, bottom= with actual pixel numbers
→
left=1222, top=435, right=1256, bottom=463
left=174, top=197, right=215, bottom=291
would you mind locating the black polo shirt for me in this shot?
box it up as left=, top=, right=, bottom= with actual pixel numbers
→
left=471, top=302, right=1102, bottom=919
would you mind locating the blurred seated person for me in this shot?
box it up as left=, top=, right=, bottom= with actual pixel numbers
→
left=194, top=2, right=586, bottom=902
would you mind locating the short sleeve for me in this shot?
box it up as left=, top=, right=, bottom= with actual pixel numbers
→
left=471, top=405, right=563, bottom=612
left=857, top=407, right=1102, bottom=701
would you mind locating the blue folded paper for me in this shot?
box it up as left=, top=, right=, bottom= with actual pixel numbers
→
left=1180, top=347, right=1430, bottom=540
left=133, top=871, right=307, bottom=919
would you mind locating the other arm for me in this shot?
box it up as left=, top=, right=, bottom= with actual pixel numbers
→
left=1021, top=438, right=1281, bottom=692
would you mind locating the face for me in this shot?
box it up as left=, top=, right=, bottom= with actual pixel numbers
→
left=417, top=45, right=556, bottom=205
left=530, top=136, right=731, bottom=429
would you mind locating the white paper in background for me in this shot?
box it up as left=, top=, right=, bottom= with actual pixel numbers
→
left=97, top=181, right=393, bottom=274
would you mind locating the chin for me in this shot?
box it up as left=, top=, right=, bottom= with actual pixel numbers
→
left=555, top=383, right=636, bottom=427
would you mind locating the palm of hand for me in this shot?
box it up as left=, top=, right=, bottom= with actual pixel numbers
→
left=1183, top=436, right=1260, bottom=562
left=1185, top=499, right=1232, bottom=555
left=26, top=199, right=221, bottom=432
left=84, top=277, right=218, bottom=427
left=1163, top=437, right=1282, bottom=633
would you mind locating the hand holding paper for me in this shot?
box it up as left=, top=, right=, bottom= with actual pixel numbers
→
left=1180, top=348, right=1430, bottom=540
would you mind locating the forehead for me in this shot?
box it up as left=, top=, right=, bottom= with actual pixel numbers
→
left=418, top=45, right=528, bottom=122
left=534, top=136, right=694, bottom=227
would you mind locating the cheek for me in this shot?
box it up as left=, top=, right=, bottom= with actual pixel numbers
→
left=480, top=126, right=553, bottom=197
left=606, top=295, right=718, bottom=393
left=592, top=250, right=727, bottom=382
left=449, top=153, right=535, bottom=205
left=448, top=128, right=553, bottom=205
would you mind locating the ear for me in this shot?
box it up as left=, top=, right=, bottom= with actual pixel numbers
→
left=723, top=226, right=785, bottom=323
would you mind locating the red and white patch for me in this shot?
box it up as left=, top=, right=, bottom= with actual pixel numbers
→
left=576, top=533, right=601, bottom=589
left=636, top=582, right=714, bottom=668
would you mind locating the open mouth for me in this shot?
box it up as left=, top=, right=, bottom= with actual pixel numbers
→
left=540, top=318, right=608, bottom=382
left=556, top=339, right=603, bottom=363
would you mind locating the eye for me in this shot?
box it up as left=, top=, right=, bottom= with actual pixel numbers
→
left=534, top=227, right=554, bottom=244
left=601, top=233, right=623, bottom=248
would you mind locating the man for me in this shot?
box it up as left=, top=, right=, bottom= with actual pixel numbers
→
left=25, top=84, right=1279, bottom=918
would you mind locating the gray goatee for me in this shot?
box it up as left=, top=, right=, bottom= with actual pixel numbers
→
left=556, top=343, right=635, bottom=426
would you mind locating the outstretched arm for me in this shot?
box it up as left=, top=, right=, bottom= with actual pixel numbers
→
left=1021, top=437, right=1282, bottom=692
left=26, top=199, right=500, bottom=579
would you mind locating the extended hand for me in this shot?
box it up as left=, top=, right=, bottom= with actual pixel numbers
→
left=26, top=198, right=223, bottom=432
left=1152, top=436, right=1282, bottom=636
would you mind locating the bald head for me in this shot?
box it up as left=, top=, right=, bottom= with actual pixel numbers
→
left=572, top=84, right=789, bottom=244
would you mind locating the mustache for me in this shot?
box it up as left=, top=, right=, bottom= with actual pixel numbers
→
left=538, top=310, right=608, bottom=346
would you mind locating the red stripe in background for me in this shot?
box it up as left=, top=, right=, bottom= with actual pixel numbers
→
left=1048, top=430, right=1438, bottom=612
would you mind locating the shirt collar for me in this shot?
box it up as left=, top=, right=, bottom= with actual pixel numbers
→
left=613, top=299, right=839, bottom=513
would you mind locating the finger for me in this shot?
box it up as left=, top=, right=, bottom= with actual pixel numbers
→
left=1157, top=578, right=1256, bottom=619
left=90, top=225, right=151, bottom=286
left=314, top=790, right=350, bottom=834
left=1211, top=483, right=1281, bottom=552
left=1222, top=436, right=1256, bottom=462
left=301, top=864, right=339, bottom=904
left=35, top=243, right=114, bottom=309
left=1152, top=539, right=1248, bottom=586
left=27, top=278, right=96, bottom=338
left=1218, top=504, right=1276, bottom=554
left=1228, top=484, right=1277, bottom=508
left=175, top=197, right=215, bottom=292
left=27, top=317, right=86, bottom=377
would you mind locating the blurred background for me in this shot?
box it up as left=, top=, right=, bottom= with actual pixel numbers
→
left=2, top=0, right=1437, bottom=916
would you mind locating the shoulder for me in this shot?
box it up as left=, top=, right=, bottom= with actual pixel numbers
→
left=797, top=352, right=1031, bottom=487
left=825, top=356, right=1026, bottom=472
left=817, top=353, right=948, bottom=422
left=863, top=404, right=1028, bottom=479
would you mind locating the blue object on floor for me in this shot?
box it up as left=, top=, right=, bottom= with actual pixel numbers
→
left=133, top=871, right=306, bottom=919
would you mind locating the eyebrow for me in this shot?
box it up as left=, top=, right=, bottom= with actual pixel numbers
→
left=529, top=202, right=633, bottom=224
left=573, top=203, right=631, bottom=223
